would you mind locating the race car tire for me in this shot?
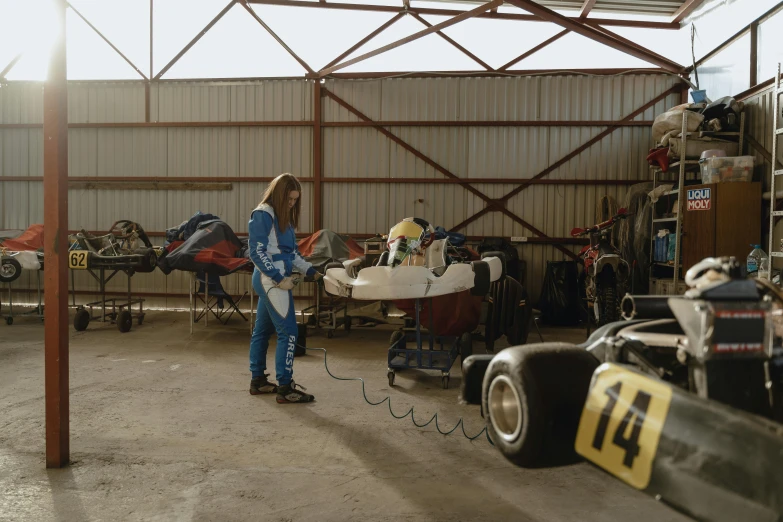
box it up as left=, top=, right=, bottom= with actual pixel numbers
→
left=460, top=332, right=473, bottom=363
left=135, top=249, right=157, bottom=273
left=74, top=309, right=90, bottom=332
left=483, top=343, right=599, bottom=467
left=481, top=251, right=507, bottom=280
left=0, top=258, right=22, bottom=283
left=117, top=310, right=133, bottom=333
left=470, top=261, right=491, bottom=296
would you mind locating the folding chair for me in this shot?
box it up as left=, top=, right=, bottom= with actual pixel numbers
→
left=191, top=271, right=248, bottom=327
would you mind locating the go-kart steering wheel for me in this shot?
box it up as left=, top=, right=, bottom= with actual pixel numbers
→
left=421, top=224, right=436, bottom=248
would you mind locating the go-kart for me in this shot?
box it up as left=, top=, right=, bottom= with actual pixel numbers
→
left=461, top=257, right=783, bottom=522
left=323, top=217, right=502, bottom=300
left=0, top=250, right=42, bottom=284
left=69, top=220, right=159, bottom=273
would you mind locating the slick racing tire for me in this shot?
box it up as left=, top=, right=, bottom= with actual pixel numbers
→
left=483, top=343, right=599, bottom=467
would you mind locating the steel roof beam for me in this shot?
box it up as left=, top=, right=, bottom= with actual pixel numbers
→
left=671, top=0, right=706, bottom=24
left=503, top=0, right=684, bottom=72
left=409, top=12, right=493, bottom=71
left=318, top=0, right=502, bottom=76
left=498, top=29, right=568, bottom=71
left=322, top=13, right=404, bottom=71
left=579, top=0, right=597, bottom=18
left=68, top=2, right=148, bottom=80
left=155, top=0, right=236, bottom=80
left=0, top=53, right=23, bottom=80
left=240, top=0, right=314, bottom=74
left=245, top=0, right=680, bottom=29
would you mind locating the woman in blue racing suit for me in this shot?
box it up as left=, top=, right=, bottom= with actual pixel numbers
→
left=247, top=173, right=320, bottom=403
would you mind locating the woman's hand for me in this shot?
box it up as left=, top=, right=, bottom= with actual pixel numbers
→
left=277, top=277, right=297, bottom=290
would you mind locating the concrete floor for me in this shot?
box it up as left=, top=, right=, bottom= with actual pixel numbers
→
left=0, top=311, right=691, bottom=522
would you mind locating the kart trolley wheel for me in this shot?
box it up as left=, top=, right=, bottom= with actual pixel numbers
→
left=0, top=258, right=22, bottom=284
left=74, top=308, right=90, bottom=331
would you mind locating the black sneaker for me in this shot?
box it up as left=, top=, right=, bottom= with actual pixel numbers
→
left=276, top=381, right=315, bottom=404
left=249, top=374, right=278, bottom=395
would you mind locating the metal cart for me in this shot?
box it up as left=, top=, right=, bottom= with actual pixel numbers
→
left=386, top=297, right=472, bottom=390
left=1, top=271, right=45, bottom=325
left=298, top=279, right=351, bottom=338
left=70, top=265, right=145, bottom=333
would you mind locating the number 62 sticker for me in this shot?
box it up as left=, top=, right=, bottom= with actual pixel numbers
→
left=575, top=363, right=673, bottom=490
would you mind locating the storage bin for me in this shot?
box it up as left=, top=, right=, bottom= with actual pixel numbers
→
left=699, top=156, right=754, bottom=183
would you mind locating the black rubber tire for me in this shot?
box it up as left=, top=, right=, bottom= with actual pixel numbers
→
left=596, top=276, right=618, bottom=327
left=295, top=323, right=307, bottom=357
left=390, top=330, right=405, bottom=350
left=117, top=310, right=133, bottom=333
left=388, top=370, right=395, bottom=387
left=0, top=258, right=22, bottom=283
left=460, top=332, right=473, bottom=362
left=326, top=330, right=334, bottom=339
left=471, top=261, right=491, bottom=296
left=6, top=316, right=13, bottom=326
left=482, top=343, right=600, bottom=467
left=442, top=375, right=450, bottom=389
left=344, top=316, right=352, bottom=331
left=135, top=249, right=157, bottom=273
left=481, top=251, right=507, bottom=280
left=73, top=309, right=90, bottom=331
left=138, top=314, right=145, bottom=326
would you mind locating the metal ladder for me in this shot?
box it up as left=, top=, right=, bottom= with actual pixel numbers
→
left=767, top=63, right=783, bottom=279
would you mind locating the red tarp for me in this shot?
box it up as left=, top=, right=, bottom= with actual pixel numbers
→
left=297, top=230, right=364, bottom=263
left=1, top=224, right=44, bottom=251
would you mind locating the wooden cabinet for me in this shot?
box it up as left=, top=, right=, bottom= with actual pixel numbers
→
left=681, top=182, right=761, bottom=271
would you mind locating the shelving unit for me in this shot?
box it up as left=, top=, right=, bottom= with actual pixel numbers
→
left=765, top=64, right=782, bottom=280
left=649, top=108, right=746, bottom=295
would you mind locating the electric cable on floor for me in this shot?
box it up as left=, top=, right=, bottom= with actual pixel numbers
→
left=302, top=344, right=494, bottom=445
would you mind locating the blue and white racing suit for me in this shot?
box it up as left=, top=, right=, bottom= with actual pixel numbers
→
left=248, top=203, right=316, bottom=385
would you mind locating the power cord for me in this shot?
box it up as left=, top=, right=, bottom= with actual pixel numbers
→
left=302, top=344, right=494, bottom=445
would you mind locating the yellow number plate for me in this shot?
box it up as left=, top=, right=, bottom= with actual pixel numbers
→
left=68, top=250, right=89, bottom=270
left=575, top=363, right=672, bottom=490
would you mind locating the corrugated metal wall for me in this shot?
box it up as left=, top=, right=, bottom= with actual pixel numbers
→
left=323, top=74, right=679, bottom=299
left=0, top=74, right=679, bottom=306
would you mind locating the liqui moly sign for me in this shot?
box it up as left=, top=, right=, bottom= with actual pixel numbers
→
left=687, top=188, right=711, bottom=211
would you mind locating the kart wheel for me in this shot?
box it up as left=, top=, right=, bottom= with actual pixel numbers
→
left=483, top=344, right=599, bottom=467
left=460, top=332, right=473, bottom=362
left=117, top=310, right=133, bottom=333
left=470, top=261, right=491, bottom=296
left=390, top=330, right=405, bottom=350
left=344, top=316, right=352, bottom=332
left=326, top=329, right=334, bottom=339
left=137, top=314, right=145, bottom=326
left=0, top=258, right=22, bottom=283
left=6, top=317, right=13, bottom=326
left=442, top=375, right=450, bottom=389
left=74, top=309, right=90, bottom=331
left=295, top=323, right=307, bottom=357
left=388, top=370, right=395, bottom=387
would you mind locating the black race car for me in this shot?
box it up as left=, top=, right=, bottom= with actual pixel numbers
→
left=461, top=257, right=783, bottom=522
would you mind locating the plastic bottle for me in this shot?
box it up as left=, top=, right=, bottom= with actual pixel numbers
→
left=747, top=244, right=769, bottom=277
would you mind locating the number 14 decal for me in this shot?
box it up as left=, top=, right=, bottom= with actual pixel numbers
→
left=575, top=364, right=672, bottom=490
left=591, top=382, right=651, bottom=468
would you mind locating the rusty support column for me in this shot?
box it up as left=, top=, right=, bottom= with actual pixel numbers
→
left=43, top=0, right=70, bottom=469
left=313, top=80, right=322, bottom=231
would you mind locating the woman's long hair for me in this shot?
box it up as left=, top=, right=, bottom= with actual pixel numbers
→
left=260, top=173, right=302, bottom=232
